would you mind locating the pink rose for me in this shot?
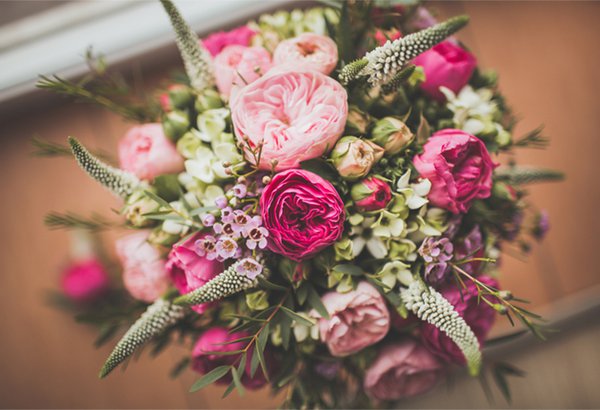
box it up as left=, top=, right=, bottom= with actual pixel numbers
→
left=192, top=327, right=269, bottom=389
left=213, top=45, right=272, bottom=99
left=413, top=129, right=494, bottom=214
left=412, top=41, right=477, bottom=101
left=260, top=169, right=345, bottom=261
left=115, top=231, right=170, bottom=302
left=61, top=258, right=109, bottom=302
left=351, top=176, right=392, bottom=211
left=231, top=69, right=348, bottom=171
left=118, top=123, right=184, bottom=180
left=166, top=232, right=224, bottom=314
left=364, top=340, right=443, bottom=401
left=319, top=282, right=390, bottom=357
left=201, top=25, right=256, bottom=56
left=273, top=33, right=338, bottom=75
left=421, top=276, right=497, bottom=365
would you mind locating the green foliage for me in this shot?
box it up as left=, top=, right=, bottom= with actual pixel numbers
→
left=44, top=211, right=115, bottom=231
left=495, top=166, right=564, bottom=185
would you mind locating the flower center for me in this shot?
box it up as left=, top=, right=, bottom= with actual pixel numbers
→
left=296, top=41, right=318, bottom=56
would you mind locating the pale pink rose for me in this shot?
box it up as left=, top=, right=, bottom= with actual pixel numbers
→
left=118, top=123, right=184, bottom=180
left=273, top=33, right=338, bottom=75
left=201, top=25, right=256, bottom=56
left=115, top=231, right=170, bottom=302
left=231, top=69, right=348, bottom=170
left=213, top=45, right=272, bottom=99
left=364, top=340, right=443, bottom=401
left=318, top=282, right=390, bottom=357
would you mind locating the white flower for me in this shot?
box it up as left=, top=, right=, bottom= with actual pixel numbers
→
left=441, top=85, right=498, bottom=130
left=377, top=260, right=414, bottom=291
left=162, top=201, right=193, bottom=235
left=372, top=210, right=405, bottom=238
left=196, top=108, right=229, bottom=142
left=396, top=170, right=431, bottom=210
left=349, top=216, right=388, bottom=259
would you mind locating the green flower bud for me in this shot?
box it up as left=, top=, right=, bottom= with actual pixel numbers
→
left=388, top=238, right=417, bottom=260
left=333, top=237, right=354, bottom=261
left=496, top=127, right=512, bottom=147
left=147, top=226, right=180, bottom=247
left=176, top=130, right=203, bottom=159
left=492, top=181, right=517, bottom=202
left=245, top=290, right=269, bottom=311
left=162, top=110, right=190, bottom=141
left=330, top=136, right=384, bottom=181
left=122, top=189, right=160, bottom=228
left=345, top=105, right=371, bottom=136
left=370, top=117, right=414, bottom=155
left=194, top=89, right=223, bottom=112
left=167, top=84, right=193, bottom=109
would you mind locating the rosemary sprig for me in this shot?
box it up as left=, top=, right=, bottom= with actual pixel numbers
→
left=44, top=211, right=116, bottom=232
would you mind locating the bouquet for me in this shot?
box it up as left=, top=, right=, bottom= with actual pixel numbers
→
left=41, top=1, right=563, bottom=407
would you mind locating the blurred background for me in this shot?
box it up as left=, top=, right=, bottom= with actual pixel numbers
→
left=0, top=0, right=599, bottom=408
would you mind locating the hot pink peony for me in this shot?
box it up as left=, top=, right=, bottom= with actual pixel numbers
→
left=166, top=232, right=224, bottom=314
left=318, top=282, right=390, bottom=357
left=231, top=69, right=348, bottom=170
left=421, top=276, right=498, bottom=365
left=192, top=327, right=269, bottom=389
left=115, top=231, right=170, bottom=302
left=414, top=129, right=494, bottom=214
left=412, top=40, right=477, bottom=101
left=364, top=340, right=443, bottom=401
left=61, top=258, right=109, bottom=302
left=260, top=169, right=345, bottom=261
left=213, top=45, right=272, bottom=99
left=201, top=25, right=256, bottom=56
left=118, top=123, right=184, bottom=180
left=273, top=33, right=338, bottom=75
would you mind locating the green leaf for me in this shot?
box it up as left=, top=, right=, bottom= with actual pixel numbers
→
left=230, top=366, right=246, bottom=396
left=492, top=362, right=526, bottom=403
left=280, top=307, right=316, bottom=327
left=189, top=365, right=231, bottom=392
left=257, top=323, right=270, bottom=355
left=144, top=190, right=172, bottom=209
left=152, top=174, right=181, bottom=202
left=306, top=284, right=330, bottom=319
left=221, top=382, right=236, bottom=399
left=416, top=114, right=431, bottom=145
left=296, top=284, right=308, bottom=305
left=332, top=264, right=364, bottom=276
left=257, top=277, right=288, bottom=292
left=300, top=158, right=339, bottom=182
left=170, top=357, right=190, bottom=379
left=279, top=317, right=292, bottom=350
left=189, top=206, right=218, bottom=216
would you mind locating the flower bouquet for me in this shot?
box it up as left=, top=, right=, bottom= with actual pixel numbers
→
left=41, top=0, right=563, bottom=407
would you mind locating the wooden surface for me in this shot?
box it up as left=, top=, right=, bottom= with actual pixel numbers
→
left=0, top=1, right=599, bottom=408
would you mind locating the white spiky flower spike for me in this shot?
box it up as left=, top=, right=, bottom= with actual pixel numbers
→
left=99, top=298, right=185, bottom=378
left=68, top=137, right=145, bottom=199
left=401, top=280, right=482, bottom=376
left=174, top=259, right=263, bottom=307
left=160, top=0, right=214, bottom=91
left=340, top=15, right=469, bottom=87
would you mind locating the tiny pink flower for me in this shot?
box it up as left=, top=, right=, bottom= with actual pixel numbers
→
left=215, top=236, right=239, bottom=260
left=194, top=235, right=218, bottom=260
left=246, top=226, right=269, bottom=250
left=235, top=257, right=263, bottom=279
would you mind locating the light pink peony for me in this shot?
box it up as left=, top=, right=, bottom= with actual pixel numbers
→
left=273, top=33, right=338, bottom=75
left=166, top=232, right=224, bottom=314
left=260, top=169, right=345, bottom=261
left=231, top=69, right=348, bottom=171
left=115, top=231, right=170, bottom=302
left=364, top=340, right=443, bottom=401
left=412, top=41, right=477, bottom=101
left=201, top=25, right=256, bottom=56
left=318, top=282, right=390, bottom=357
left=118, top=123, right=184, bottom=180
left=61, top=258, right=109, bottom=302
left=213, top=45, right=272, bottom=99
left=414, top=129, right=494, bottom=214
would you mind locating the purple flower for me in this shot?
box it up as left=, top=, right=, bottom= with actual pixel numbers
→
left=215, top=236, right=239, bottom=260
left=504, top=210, right=523, bottom=240
left=213, top=221, right=238, bottom=239
left=246, top=226, right=269, bottom=250
left=215, top=196, right=229, bottom=209
left=231, top=210, right=257, bottom=236
left=195, top=235, right=218, bottom=260
left=314, top=361, right=341, bottom=381
left=454, top=226, right=484, bottom=275
left=233, top=183, right=248, bottom=198
left=221, top=206, right=234, bottom=223
left=235, top=257, right=263, bottom=279
left=532, top=210, right=550, bottom=241
left=201, top=213, right=216, bottom=227
left=419, top=237, right=454, bottom=284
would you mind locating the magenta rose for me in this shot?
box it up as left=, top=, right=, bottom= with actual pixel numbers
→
left=118, top=123, right=184, bottom=180
left=421, top=276, right=498, bottom=365
left=412, top=40, right=477, bottom=101
left=231, top=68, right=348, bottom=170
left=213, top=45, right=272, bottom=99
left=192, top=327, right=269, bottom=389
left=61, top=258, right=109, bottom=302
left=273, top=33, right=338, bottom=75
left=201, top=25, right=256, bottom=56
left=351, top=176, right=392, bottom=211
left=318, top=282, right=390, bottom=357
left=115, top=231, right=170, bottom=302
left=413, top=129, right=494, bottom=214
left=166, top=232, right=224, bottom=314
left=364, top=340, right=443, bottom=401
left=260, top=169, right=345, bottom=261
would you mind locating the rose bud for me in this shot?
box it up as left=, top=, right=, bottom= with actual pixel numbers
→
left=351, top=177, right=392, bottom=211
left=167, top=84, right=193, bottom=109
left=331, top=136, right=384, bottom=181
left=122, top=189, right=160, bottom=228
left=194, top=88, right=223, bottom=113
left=370, top=117, right=414, bottom=155
left=492, top=181, right=518, bottom=202
left=162, top=109, right=190, bottom=141
left=345, top=105, right=371, bottom=136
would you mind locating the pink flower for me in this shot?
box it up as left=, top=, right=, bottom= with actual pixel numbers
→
left=213, top=45, right=272, bottom=99
left=373, top=28, right=402, bottom=46
left=364, top=340, right=443, bottom=401
left=166, top=232, right=224, bottom=314
left=351, top=177, right=392, bottom=211
left=61, top=258, right=109, bottom=302
left=231, top=69, right=348, bottom=171
left=318, top=282, right=390, bottom=357
left=412, top=41, right=477, bottom=101
left=273, top=33, right=338, bottom=75
left=413, top=129, right=494, bottom=214
left=115, top=231, right=170, bottom=302
left=118, top=123, right=184, bottom=180
left=260, top=169, right=345, bottom=261
left=192, top=327, right=269, bottom=389
left=421, top=276, right=498, bottom=365
left=201, top=25, right=256, bottom=56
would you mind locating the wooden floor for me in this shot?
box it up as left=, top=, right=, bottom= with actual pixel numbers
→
left=0, top=1, right=599, bottom=408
